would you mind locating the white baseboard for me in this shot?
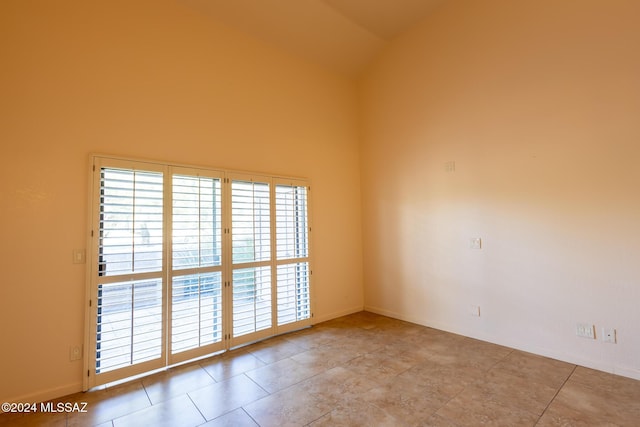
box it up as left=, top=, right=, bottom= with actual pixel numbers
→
left=313, top=305, right=364, bottom=324
left=364, top=305, right=640, bottom=382
left=3, top=382, right=83, bottom=406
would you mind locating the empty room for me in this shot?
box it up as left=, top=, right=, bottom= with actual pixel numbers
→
left=1, top=0, right=639, bottom=425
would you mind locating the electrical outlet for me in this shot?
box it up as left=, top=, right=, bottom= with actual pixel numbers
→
left=470, top=305, right=480, bottom=317
left=69, top=346, right=81, bottom=361
left=576, top=323, right=595, bottom=339
left=470, top=238, right=482, bottom=249
left=72, top=249, right=85, bottom=264
left=602, top=328, right=616, bottom=343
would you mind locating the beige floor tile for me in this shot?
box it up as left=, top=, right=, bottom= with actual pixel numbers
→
left=323, top=331, right=385, bottom=356
left=0, top=410, right=67, bottom=427
left=66, top=380, right=151, bottom=426
left=142, top=363, right=216, bottom=404
left=465, top=368, right=558, bottom=416
left=200, top=408, right=259, bottom=427
left=399, top=329, right=469, bottom=359
left=308, top=397, right=398, bottom=427
left=436, top=393, right=539, bottom=426
left=188, top=374, right=268, bottom=421
left=242, top=385, right=334, bottom=427
left=245, top=337, right=306, bottom=365
left=244, top=357, right=325, bottom=393
left=460, top=337, right=513, bottom=360
left=569, top=366, right=640, bottom=399
left=537, top=379, right=640, bottom=426
left=281, top=327, right=338, bottom=350
left=491, top=350, right=576, bottom=389
left=14, top=312, right=640, bottom=427
left=112, top=395, right=204, bottom=427
left=290, top=345, right=360, bottom=370
left=361, top=375, right=450, bottom=426
left=421, top=413, right=462, bottom=427
left=426, top=348, right=503, bottom=372
left=291, top=366, right=380, bottom=404
left=342, top=349, right=422, bottom=384
left=400, top=358, right=485, bottom=393
left=199, top=349, right=266, bottom=382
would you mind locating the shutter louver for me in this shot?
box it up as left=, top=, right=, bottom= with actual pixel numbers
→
left=99, top=169, right=163, bottom=276
left=275, top=183, right=311, bottom=326
left=96, top=167, right=164, bottom=374
left=172, top=175, right=222, bottom=269
left=232, top=181, right=270, bottom=264
left=232, top=266, right=272, bottom=337
left=171, top=272, right=223, bottom=353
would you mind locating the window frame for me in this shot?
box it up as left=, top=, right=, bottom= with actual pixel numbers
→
left=84, top=154, right=314, bottom=390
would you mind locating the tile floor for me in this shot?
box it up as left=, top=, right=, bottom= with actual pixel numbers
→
left=2, top=312, right=639, bottom=426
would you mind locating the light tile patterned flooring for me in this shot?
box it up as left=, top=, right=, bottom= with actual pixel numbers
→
left=2, top=312, right=640, bottom=426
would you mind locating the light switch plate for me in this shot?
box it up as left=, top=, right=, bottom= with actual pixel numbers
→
left=470, top=238, right=482, bottom=249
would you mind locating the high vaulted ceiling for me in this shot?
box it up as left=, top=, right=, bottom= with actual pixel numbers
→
left=179, top=0, right=446, bottom=77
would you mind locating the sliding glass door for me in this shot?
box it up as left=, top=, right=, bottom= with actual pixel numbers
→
left=86, top=156, right=312, bottom=388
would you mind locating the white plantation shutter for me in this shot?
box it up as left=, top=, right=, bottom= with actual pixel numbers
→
left=275, top=182, right=311, bottom=327
left=230, top=178, right=273, bottom=340
left=172, top=174, right=222, bottom=270
left=232, top=266, right=272, bottom=337
left=171, top=272, right=222, bottom=353
left=231, top=180, right=271, bottom=264
left=98, top=168, right=164, bottom=276
left=276, top=262, right=310, bottom=325
left=275, top=184, right=308, bottom=260
left=88, top=156, right=312, bottom=388
left=170, top=171, right=224, bottom=359
left=95, top=163, right=165, bottom=377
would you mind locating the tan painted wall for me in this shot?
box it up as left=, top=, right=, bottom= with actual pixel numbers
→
left=0, top=0, right=363, bottom=402
left=360, top=0, right=640, bottom=379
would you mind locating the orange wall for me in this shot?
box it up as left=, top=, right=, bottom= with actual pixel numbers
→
left=0, top=0, right=363, bottom=402
left=360, top=0, right=640, bottom=379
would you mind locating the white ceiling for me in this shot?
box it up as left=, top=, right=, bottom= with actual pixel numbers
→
left=179, top=0, right=446, bottom=77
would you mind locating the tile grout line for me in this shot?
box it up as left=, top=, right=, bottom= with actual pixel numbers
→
left=243, top=371, right=272, bottom=396
left=421, top=346, right=518, bottom=425
left=186, top=392, right=208, bottom=426
left=534, top=364, right=578, bottom=426
left=240, top=407, right=261, bottom=427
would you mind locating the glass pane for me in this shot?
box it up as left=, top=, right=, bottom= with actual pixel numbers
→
left=99, top=169, right=163, bottom=276
left=277, top=262, right=310, bottom=326
left=275, top=185, right=308, bottom=260
left=171, top=272, right=223, bottom=354
left=232, top=180, right=270, bottom=264
left=173, top=175, right=222, bottom=269
left=232, top=266, right=271, bottom=337
left=96, top=279, right=163, bottom=373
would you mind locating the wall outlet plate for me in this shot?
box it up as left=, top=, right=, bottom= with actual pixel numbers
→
left=69, top=346, right=81, bottom=361
left=470, top=305, right=480, bottom=317
left=469, top=238, right=482, bottom=249
left=602, top=328, right=616, bottom=343
left=576, top=323, right=595, bottom=339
